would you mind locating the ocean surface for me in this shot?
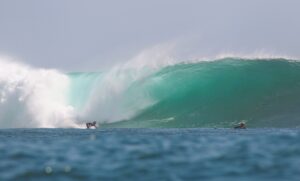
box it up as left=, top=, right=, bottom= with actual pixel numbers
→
left=1, top=57, right=300, bottom=180
left=1, top=128, right=300, bottom=181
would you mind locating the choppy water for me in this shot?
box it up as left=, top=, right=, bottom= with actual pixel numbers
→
left=1, top=128, right=300, bottom=180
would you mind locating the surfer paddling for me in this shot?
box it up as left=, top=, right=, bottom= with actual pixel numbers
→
left=234, top=122, right=246, bottom=129
left=86, top=121, right=97, bottom=129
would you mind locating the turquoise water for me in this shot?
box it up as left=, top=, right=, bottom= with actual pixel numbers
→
left=67, top=72, right=102, bottom=110
left=66, top=58, right=300, bottom=128
left=0, top=128, right=300, bottom=180
left=1, top=58, right=300, bottom=128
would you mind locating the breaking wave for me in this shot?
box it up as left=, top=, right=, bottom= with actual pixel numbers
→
left=1, top=56, right=300, bottom=128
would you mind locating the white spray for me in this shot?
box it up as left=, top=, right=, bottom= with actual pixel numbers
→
left=0, top=56, right=78, bottom=128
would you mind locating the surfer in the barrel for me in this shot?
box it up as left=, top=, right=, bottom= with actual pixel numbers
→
left=86, top=121, right=97, bottom=129
left=234, top=122, right=246, bottom=129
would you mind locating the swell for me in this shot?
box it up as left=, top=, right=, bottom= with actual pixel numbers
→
left=104, top=58, right=300, bottom=128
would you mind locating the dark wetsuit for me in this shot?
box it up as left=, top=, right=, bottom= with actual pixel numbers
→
left=234, top=123, right=246, bottom=129
left=86, top=122, right=97, bottom=129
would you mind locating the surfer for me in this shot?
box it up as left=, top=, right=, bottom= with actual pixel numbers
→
left=234, top=122, right=246, bottom=129
left=86, top=121, right=97, bottom=129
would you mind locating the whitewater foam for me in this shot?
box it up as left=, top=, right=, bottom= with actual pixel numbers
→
left=0, top=57, right=77, bottom=128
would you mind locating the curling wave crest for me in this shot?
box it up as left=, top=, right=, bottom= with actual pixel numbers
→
left=1, top=56, right=300, bottom=128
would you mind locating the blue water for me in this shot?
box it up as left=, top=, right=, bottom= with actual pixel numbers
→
left=1, top=128, right=300, bottom=180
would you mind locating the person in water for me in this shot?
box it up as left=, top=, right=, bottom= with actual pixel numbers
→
left=234, top=122, right=246, bottom=129
left=86, top=121, right=97, bottom=129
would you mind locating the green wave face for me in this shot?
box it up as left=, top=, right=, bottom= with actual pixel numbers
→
left=67, top=72, right=102, bottom=110
left=69, top=58, right=300, bottom=128
left=105, top=58, right=300, bottom=128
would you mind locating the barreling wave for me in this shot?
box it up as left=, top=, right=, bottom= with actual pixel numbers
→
left=1, top=56, right=300, bottom=128
left=110, top=58, right=300, bottom=128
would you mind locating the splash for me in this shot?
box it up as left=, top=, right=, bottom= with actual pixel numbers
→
left=0, top=56, right=77, bottom=128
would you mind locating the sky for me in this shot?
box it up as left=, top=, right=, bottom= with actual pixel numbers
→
left=0, top=0, right=299, bottom=71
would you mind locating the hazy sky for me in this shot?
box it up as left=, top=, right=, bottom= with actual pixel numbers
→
left=0, top=0, right=299, bottom=71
